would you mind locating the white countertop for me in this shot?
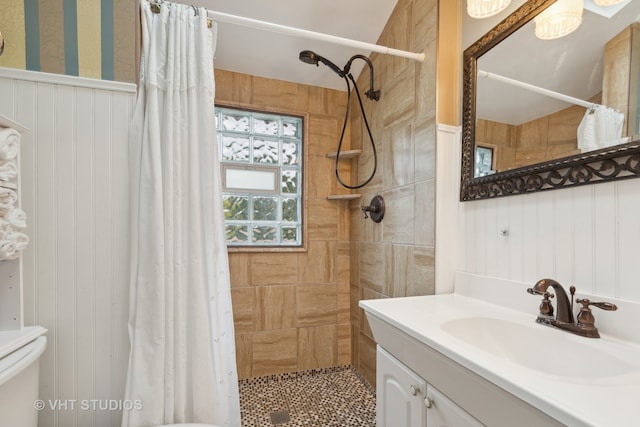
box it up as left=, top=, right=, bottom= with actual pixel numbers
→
left=360, top=289, right=640, bottom=427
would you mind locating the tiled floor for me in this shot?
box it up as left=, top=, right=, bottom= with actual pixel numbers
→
left=239, top=366, right=376, bottom=427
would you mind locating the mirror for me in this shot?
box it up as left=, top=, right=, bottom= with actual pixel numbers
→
left=461, top=0, right=640, bottom=201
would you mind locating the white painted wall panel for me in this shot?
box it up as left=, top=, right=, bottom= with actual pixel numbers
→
left=0, top=69, right=135, bottom=427
left=592, top=184, right=617, bottom=297
left=552, top=190, right=574, bottom=283
left=572, top=185, right=595, bottom=293
left=617, top=180, right=640, bottom=301
left=56, top=84, right=78, bottom=427
left=483, top=197, right=499, bottom=278
left=435, top=124, right=460, bottom=294
left=535, top=193, right=555, bottom=278
left=110, top=91, right=133, bottom=427
left=506, top=195, right=524, bottom=280
left=519, top=192, right=539, bottom=282
left=75, top=87, right=97, bottom=427
left=33, top=82, right=59, bottom=427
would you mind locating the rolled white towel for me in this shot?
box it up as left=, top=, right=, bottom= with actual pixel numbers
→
left=0, top=159, right=17, bottom=181
left=0, top=128, right=21, bottom=160
left=0, top=187, right=17, bottom=206
left=0, top=219, right=11, bottom=240
left=0, top=239, right=16, bottom=260
left=5, top=207, right=27, bottom=229
left=0, top=230, right=29, bottom=260
left=5, top=230, right=28, bottom=253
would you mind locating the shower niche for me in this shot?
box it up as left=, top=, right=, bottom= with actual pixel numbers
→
left=325, top=149, right=362, bottom=200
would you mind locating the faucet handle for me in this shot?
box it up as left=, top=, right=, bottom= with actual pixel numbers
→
left=539, top=292, right=554, bottom=317
left=576, top=298, right=618, bottom=312
left=590, top=301, right=617, bottom=311
left=575, top=299, right=618, bottom=336
left=527, top=288, right=555, bottom=319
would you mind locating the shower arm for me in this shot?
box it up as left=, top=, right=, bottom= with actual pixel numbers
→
left=299, top=50, right=380, bottom=189
left=344, top=55, right=380, bottom=101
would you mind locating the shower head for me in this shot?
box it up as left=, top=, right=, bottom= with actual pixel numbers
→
left=298, top=50, right=344, bottom=77
left=299, top=50, right=319, bottom=65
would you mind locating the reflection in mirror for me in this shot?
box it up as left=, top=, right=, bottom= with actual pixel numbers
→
left=461, top=0, right=640, bottom=201
left=476, top=0, right=640, bottom=176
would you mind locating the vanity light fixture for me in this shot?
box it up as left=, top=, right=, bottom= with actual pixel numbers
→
left=534, top=0, right=583, bottom=40
left=593, top=0, right=625, bottom=5
left=467, top=0, right=511, bottom=18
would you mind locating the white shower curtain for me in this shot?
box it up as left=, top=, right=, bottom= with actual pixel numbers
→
left=123, top=2, right=240, bottom=426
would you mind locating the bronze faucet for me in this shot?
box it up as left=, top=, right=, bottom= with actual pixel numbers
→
left=527, top=279, right=617, bottom=338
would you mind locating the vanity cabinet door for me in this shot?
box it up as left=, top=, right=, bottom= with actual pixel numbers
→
left=426, top=384, right=484, bottom=427
left=376, top=346, right=427, bottom=427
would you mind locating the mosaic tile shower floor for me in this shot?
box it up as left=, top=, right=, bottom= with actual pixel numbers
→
left=239, top=366, right=376, bottom=427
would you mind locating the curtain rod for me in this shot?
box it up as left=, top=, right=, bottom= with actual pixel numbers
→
left=478, top=70, right=598, bottom=110
left=148, top=1, right=425, bottom=62
left=208, top=11, right=425, bottom=62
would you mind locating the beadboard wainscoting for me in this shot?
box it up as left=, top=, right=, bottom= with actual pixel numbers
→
left=457, top=174, right=640, bottom=303
left=0, top=67, right=135, bottom=427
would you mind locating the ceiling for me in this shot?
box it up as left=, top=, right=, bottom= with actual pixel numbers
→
left=188, top=0, right=400, bottom=92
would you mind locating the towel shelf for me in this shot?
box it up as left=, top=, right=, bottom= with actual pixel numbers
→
left=0, top=114, right=28, bottom=134
left=0, top=119, right=27, bottom=330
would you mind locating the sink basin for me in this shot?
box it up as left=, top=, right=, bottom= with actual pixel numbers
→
left=440, top=316, right=638, bottom=379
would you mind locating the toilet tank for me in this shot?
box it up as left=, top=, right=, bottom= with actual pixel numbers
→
left=0, top=328, right=47, bottom=427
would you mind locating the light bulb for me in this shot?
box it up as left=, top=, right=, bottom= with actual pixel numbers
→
left=467, top=0, right=512, bottom=19
left=534, top=0, right=584, bottom=40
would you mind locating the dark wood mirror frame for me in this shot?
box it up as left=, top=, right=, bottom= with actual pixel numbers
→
left=460, top=0, right=640, bottom=201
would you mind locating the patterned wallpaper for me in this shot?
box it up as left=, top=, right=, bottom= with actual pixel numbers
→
left=0, top=0, right=137, bottom=83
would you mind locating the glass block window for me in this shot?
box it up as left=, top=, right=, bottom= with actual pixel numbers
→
left=216, top=107, right=303, bottom=247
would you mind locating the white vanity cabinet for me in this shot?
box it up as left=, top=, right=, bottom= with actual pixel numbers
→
left=377, top=346, right=426, bottom=427
left=425, top=384, right=484, bottom=427
left=377, top=346, right=483, bottom=427
left=364, top=299, right=565, bottom=427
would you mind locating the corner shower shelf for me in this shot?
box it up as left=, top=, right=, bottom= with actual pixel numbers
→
left=326, top=149, right=362, bottom=159
left=326, top=194, right=362, bottom=200
left=325, top=149, right=362, bottom=200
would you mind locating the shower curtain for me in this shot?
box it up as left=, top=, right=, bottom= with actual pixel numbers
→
left=123, top=2, right=240, bottom=426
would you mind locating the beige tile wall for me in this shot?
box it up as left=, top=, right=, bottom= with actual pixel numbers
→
left=603, top=23, right=640, bottom=138
left=215, top=69, right=353, bottom=379
left=349, top=0, right=439, bottom=387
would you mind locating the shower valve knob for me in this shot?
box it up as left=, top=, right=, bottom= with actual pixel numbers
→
left=361, top=195, right=385, bottom=223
